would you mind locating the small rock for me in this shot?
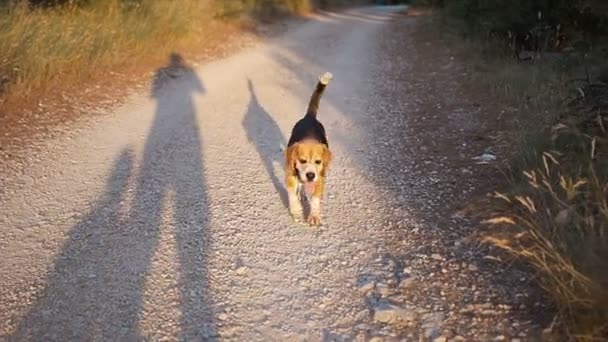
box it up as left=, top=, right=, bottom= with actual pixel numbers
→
left=453, top=336, right=466, bottom=341
left=398, top=276, right=416, bottom=289
left=373, top=301, right=415, bottom=324
left=376, top=283, right=391, bottom=297
left=358, top=280, right=376, bottom=294
left=355, top=323, right=372, bottom=331
left=422, top=312, right=445, bottom=340
left=473, top=152, right=497, bottom=164
left=431, top=253, right=443, bottom=261
left=468, top=264, right=479, bottom=272
left=422, top=312, right=445, bottom=325
left=433, top=337, right=447, bottom=342
left=494, top=336, right=506, bottom=341
left=235, top=267, right=247, bottom=275
left=218, top=313, right=229, bottom=321
left=424, top=328, right=441, bottom=340
left=442, top=329, right=456, bottom=339
left=369, top=337, right=384, bottom=342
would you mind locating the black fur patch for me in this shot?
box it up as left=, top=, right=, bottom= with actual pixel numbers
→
left=287, top=116, right=328, bottom=147
left=287, top=74, right=331, bottom=147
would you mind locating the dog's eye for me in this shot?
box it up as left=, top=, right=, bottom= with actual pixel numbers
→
left=299, top=159, right=307, bottom=164
left=314, top=160, right=322, bottom=165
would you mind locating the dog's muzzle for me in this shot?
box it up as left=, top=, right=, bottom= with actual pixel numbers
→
left=305, top=172, right=315, bottom=181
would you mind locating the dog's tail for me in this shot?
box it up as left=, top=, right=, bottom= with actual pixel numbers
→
left=305, top=72, right=333, bottom=119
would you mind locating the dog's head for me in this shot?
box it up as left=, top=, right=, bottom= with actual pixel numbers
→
left=286, top=140, right=331, bottom=184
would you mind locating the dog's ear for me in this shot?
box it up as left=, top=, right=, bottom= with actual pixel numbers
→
left=321, top=145, right=332, bottom=175
left=285, top=144, right=299, bottom=173
left=322, top=145, right=332, bottom=165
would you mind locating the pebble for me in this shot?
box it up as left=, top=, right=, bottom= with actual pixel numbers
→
left=421, top=312, right=445, bottom=338
left=376, top=283, right=391, bottom=297
left=431, top=253, right=443, bottom=261
left=468, top=264, right=479, bottom=271
left=398, top=276, right=416, bottom=289
left=373, top=301, right=415, bottom=324
left=355, top=323, right=372, bottom=331
left=358, top=280, right=376, bottom=294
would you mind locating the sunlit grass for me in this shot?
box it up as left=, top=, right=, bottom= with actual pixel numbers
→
left=0, top=0, right=314, bottom=103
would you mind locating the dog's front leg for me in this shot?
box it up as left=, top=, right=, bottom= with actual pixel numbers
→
left=286, top=175, right=303, bottom=220
left=307, top=179, right=324, bottom=226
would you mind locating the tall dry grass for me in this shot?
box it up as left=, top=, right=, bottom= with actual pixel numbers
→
left=417, top=6, right=608, bottom=340
left=0, top=1, right=211, bottom=98
left=216, top=0, right=313, bottom=19
left=485, top=105, right=608, bottom=339
left=476, top=44, right=608, bottom=342
left=0, top=0, right=314, bottom=103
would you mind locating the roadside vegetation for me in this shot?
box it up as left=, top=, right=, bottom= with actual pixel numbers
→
left=414, top=0, right=608, bottom=339
left=0, top=0, right=320, bottom=111
left=2, top=0, right=606, bottom=338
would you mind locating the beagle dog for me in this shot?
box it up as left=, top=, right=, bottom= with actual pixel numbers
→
left=285, top=72, right=333, bottom=226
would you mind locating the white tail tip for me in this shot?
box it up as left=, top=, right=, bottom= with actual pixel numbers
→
left=319, top=72, right=333, bottom=85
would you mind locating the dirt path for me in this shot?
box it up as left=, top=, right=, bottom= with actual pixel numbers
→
left=0, top=6, right=549, bottom=341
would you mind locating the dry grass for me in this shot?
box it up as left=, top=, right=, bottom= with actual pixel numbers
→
left=0, top=1, right=212, bottom=99
left=485, top=112, right=608, bottom=340
left=474, top=30, right=608, bottom=342
left=216, top=0, right=313, bottom=19
left=0, top=0, right=314, bottom=106
left=422, top=11, right=574, bottom=129
left=419, top=8, right=608, bottom=340
left=448, top=26, right=608, bottom=342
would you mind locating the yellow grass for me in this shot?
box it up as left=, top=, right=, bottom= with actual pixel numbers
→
left=485, top=123, right=608, bottom=339
left=418, top=9, right=608, bottom=340
left=0, top=0, right=314, bottom=104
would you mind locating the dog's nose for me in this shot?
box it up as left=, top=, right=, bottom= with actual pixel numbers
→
left=306, top=172, right=315, bottom=181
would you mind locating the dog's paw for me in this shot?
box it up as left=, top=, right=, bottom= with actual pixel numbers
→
left=307, top=215, right=321, bottom=226
left=319, top=72, right=333, bottom=85
left=289, top=205, right=304, bottom=220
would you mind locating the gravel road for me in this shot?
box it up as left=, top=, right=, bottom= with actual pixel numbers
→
left=0, top=6, right=548, bottom=341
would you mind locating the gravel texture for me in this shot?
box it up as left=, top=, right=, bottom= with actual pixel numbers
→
left=0, top=6, right=549, bottom=341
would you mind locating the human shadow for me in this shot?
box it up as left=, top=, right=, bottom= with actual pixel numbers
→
left=12, top=53, right=215, bottom=341
left=242, top=79, right=289, bottom=208
left=11, top=149, right=141, bottom=341
left=130, top=52, right=214, bottom=340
